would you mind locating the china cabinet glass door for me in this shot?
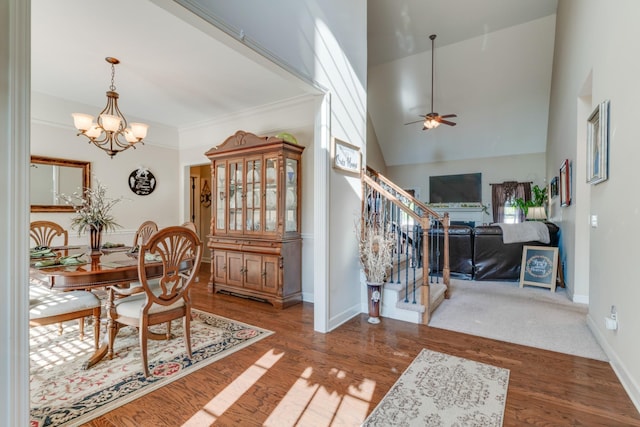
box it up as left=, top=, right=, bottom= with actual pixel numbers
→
left=229, top=161, right=243, bottom=231
left=215, top=163, right=225, bottom=230
left=245, top=158, right=262, bottom=232
left=285, top=158, right=298, bottom=232
left=265, top=158, right=278, bottom=232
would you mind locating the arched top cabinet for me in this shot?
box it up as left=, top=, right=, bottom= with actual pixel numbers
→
left=205, top=131, right=305, bottom=309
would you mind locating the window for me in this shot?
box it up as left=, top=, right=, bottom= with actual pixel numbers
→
left=502, top=198, right=519, bottom=224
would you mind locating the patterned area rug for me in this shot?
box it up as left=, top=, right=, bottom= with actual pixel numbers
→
left=30, top=309, right=273, bottom=427
left=363, top=349, right=509, bottom=426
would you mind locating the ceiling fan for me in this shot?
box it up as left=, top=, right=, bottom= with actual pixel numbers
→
left=405, top=34, right=457, bottom=130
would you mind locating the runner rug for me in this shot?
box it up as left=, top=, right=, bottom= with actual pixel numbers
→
left=30, top=309, right=273, bottom=427
left=363, top=349, right=510, bottom=426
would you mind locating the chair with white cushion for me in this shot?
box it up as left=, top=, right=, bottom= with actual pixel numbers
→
left=106, top=226, right=203, bottom=377
left=132, top=220, right=158, bottom=248
left=30, top=220, right=68, bottom=248
left=181, top=221, right=197, bottom=232
left=29, top=285, right=101, bottom=349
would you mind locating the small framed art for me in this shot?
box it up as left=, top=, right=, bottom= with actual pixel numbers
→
left=332, top=137, right=361, bottom=174
left=519, top=245, right=559, bottom=292
left=587, top=100, right=610, bottom=185
left=560, top=159, right=571, bottom=207
left=549, top=176, right=558, bottom=198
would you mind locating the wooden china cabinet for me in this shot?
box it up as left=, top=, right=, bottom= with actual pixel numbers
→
left=205, top=130, right=305, bottom=308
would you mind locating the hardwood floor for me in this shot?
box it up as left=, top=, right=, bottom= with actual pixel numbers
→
left=85, top=267, right=640, bottom=427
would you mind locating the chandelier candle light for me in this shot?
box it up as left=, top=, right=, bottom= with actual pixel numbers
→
left=72, top=57, right=148, bottom=158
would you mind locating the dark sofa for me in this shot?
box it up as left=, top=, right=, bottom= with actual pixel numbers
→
left=428, top=222, right=559, bottom=281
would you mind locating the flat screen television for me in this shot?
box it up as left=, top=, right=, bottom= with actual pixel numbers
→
left=429, top=173, right=481, bottom=203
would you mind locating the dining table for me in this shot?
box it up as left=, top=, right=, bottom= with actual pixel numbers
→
left=29, top=245, right=165, bottom=369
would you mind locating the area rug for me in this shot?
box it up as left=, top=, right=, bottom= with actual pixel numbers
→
left=363, top=349, right=509, bottom=426
left=30, top=309, right=273, bottom=427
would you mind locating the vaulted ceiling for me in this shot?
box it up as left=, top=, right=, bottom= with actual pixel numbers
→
left=367, top=0, right=558, bottom=166
left=32, top=0, right=558, bottom=165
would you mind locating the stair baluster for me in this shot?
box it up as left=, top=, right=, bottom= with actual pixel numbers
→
left=362, top=167, right=450, bottom=324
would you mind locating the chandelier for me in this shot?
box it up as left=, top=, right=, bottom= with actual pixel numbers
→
left=72, top=57, right=148, bottom=158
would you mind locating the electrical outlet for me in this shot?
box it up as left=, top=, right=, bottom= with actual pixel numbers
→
left=606, top=305, right=619, bottom=331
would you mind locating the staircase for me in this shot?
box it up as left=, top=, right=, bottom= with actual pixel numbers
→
left=362, top=167, right=450, bottom=324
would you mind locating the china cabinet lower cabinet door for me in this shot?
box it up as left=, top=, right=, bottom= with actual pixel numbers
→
left=226, top=252, right=244, bottom=287
left=243, top=254, right=263, bottom=291
left=262, top=255, right=279, bottom=294
left=212, top=251, right=227, bottom=284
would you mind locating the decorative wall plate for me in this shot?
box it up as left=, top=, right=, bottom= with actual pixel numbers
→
left=128, top=167, right=156, bottom=196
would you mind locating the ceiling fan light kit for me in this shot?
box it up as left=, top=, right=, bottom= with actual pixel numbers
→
left=405, top=34, right=457, bottom=131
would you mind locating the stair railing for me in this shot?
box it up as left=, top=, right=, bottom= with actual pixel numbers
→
left=362, top=167, right=450, bottom=323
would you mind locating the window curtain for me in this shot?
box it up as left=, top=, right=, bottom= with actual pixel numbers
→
left=491, top=181, right=531, bottom=223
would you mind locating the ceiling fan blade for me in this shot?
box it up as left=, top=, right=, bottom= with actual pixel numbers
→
left=438, top=119, right=457, bottom=126
left=404, top=119, right=424, bottom=125
left=440, top=114, right=457, bottom=118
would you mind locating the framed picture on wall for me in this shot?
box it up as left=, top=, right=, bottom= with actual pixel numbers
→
left=560, top=159, right=571, bottom=207
left=550, top=176, right=559, bottom=198
left=586, top=100, right=610, bottom=185
left=332, top=137, right=361, bottom=175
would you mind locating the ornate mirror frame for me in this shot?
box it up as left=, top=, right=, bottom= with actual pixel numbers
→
left=30, top=155, right=91, bottom=212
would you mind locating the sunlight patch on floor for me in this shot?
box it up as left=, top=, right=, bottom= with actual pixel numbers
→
left=30, top=321, right=95, bottom=369
left=264, top=367, right=376, bottom=426
left=182, top=349, right=284, bottom=426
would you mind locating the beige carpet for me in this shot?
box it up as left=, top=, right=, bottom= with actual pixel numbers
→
left=363, top=349, right=509, bottom=426
left=429, top=279, right=607, bottom=361
left=30, top=309, right=273, bottom=427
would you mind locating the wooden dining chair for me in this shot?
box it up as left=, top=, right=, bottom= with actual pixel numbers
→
left=132, top=220, right=158, bottom=248
left=181, top=221, right=197, bottom=232
left=30, top=221, right=68, bottom=248
left=106, top=226, right=203, bottom=377
left=29, top=285, right=101, bottom=349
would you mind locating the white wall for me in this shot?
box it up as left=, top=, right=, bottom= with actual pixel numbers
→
left=30, top=93, right=181, bottom=245
left=179, top=0, right=368, bottom=331
left=179, top=96, right=317, bottom=302
left=366, top=114, right=387, bottom=174
left=386, top=152, right=546, bottom=224
left=548, top=0, right=640, bottom=409
left=368, top=15, right=556, bottom=167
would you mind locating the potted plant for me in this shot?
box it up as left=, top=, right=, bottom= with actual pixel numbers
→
left=356, top=220, right=395, bottom=324
left=514, top=184, right=548, bottom=217
left=59, top=181, right=124, bottom=253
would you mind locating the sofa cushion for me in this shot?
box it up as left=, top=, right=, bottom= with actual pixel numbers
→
left=427, top=224, right=474, bottom=279
left=473, top=222, right=559, bottom=281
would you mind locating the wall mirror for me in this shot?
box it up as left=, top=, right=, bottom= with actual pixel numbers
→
left=30, top=156, right=91, bottom=212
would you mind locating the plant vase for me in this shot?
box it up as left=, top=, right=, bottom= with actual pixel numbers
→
left=89, top=225, right=103, bottom=254
left=367, top=281, right=383, bottom=324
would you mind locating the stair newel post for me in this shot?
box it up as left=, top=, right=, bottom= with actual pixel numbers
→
left=421, top=215, right=431, bottom=324
left=395, top=203, right=401, bottom=284
left=442, top=213, right=450, bottom=298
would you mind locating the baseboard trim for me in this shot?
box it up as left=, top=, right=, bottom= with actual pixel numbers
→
left=302, top=291, right=314, bottom=303
left=587, top=314, right=640, bottom=413
left=328, top=304, right=361, bottom=331
left=573, top=293, right=589, bottom=304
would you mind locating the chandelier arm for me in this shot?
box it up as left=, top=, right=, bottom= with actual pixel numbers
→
left=112, top=132, right=141, bottom=149
left=72, top=56, right=147, bottom=158
left=77, top=131, right=109, bottom=146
